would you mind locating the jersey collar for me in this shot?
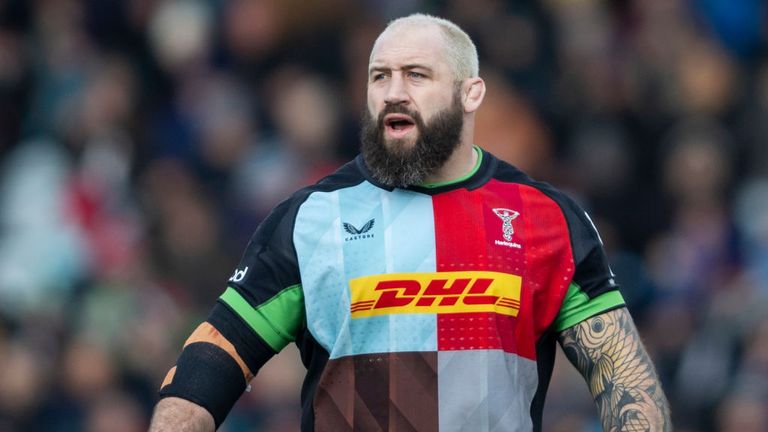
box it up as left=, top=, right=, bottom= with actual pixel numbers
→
left=356, top=146, right=496, bottom=195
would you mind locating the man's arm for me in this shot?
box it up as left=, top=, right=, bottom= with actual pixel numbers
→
left=558, top=307, right=672, bottom=431
left=148, top=397, right=215, bottom=432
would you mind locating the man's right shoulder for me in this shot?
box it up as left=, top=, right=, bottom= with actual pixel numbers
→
left=258, top=158, right=369, bottom=232
left=292, top=157, right=368, bottom=201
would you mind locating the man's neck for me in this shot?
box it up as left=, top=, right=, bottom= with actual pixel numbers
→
left=422, top=141, right=478, bottom=185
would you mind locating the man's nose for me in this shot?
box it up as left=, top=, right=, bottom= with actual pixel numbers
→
left=384, top=74, right=409, bottom=105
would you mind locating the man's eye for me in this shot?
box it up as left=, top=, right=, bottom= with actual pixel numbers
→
left=407, top=72, right=425, bottom=79
left=372, top=73, right=387, bottom=81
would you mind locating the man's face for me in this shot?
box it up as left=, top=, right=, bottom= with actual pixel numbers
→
left=366, top=24, right=461, bottom=149
left=362, top=24, right=466, bottom=187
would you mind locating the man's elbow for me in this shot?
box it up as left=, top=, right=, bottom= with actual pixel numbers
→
left=148, top=397, right=216, bottom=432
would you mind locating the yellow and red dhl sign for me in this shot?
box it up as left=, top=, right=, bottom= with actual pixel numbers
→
left=349, top=271, right=522, bottom=318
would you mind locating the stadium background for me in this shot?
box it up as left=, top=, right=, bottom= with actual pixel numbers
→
left=0, top=0, right=766, bottom=430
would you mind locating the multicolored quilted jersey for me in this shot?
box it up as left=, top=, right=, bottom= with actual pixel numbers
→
left=160, top=147, right=625, bottom=431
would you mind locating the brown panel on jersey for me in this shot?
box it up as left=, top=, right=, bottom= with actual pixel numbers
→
left=314, top=355, right=356, bottom=431
left=388, top=351, right=438, bottom=431
left=314, top=352, right=438, bottom=432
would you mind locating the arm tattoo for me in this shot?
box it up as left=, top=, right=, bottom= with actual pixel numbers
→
left=558, top=308, right=671, bottom=432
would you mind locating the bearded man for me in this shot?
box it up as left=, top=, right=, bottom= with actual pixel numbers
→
left=149, top=14, right=671, bottom=432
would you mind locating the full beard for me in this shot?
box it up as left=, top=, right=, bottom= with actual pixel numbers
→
left=360, top=90, right=464, bottom=188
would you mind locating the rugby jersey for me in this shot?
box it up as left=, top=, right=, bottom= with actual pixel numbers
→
left=160, top=147, right=625, bottom=431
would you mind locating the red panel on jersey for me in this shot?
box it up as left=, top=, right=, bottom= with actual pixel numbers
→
left=431, top=186, right=528, bottom=277
left=431, top=181, right=575, bottom=359
left=514, top=183, right=575, bottom=338
left=432, top=186, right=536, bottom=360
left=431, top=188, right=488, bottom=273
left=437, top=312, right=535, bottom=358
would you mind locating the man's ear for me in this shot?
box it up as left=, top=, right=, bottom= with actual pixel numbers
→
left=462, top=77, right=486, bottom=113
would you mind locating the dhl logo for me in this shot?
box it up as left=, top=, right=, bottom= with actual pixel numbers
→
left=349, top=271, right=522, bottom=318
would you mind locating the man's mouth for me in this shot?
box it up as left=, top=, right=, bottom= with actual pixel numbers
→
left=383, top=114, right=416, bottom=138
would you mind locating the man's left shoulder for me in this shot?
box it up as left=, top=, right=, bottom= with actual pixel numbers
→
left=484, top=151, right=576, bottom=211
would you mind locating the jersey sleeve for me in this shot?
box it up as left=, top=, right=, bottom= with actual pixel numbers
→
left=215, top=194, right=305, bottom=353
left=159, top=195, right=305, bottom=427
left=552, top=199, right=625, bottom=332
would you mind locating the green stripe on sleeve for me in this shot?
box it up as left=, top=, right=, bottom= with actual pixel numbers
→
left=553, top=283, right=625, bottom=332
left=220, top=285, right=304, bottom=352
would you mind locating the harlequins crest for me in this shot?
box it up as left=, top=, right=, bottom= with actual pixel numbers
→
left=492, top=208, right=519, bottom=241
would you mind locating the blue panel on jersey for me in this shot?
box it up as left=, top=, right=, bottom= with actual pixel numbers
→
left=381, top=189, right=437, bottom=273
left=294, top=187, right=348, bottom=354
left=338, top=186, right=437, bottom=277
left=333, top=314, right=437, bottom=358
left=338, top=181, right=386, bottom=280
left=295, top=183, right=438, bottom=356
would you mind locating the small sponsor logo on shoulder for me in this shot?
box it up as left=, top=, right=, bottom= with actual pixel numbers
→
left=229, top=266, right=249, bottom=283
left=343, top=219, right=375, bottom=241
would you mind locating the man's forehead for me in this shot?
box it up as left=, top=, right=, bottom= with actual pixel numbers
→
left=369, top=24, right=446, bottom=67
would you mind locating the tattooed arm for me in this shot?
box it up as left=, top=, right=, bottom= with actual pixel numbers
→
left=558, top=307, right=671, bottom=431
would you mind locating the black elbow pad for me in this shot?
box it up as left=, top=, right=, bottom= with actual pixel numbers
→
left=159, top=342, right=247, bottom=428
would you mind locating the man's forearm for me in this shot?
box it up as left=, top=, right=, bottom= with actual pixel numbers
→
left=148, top=397, right=216, bottom=432
left=559, top=308, right=672, bottom=431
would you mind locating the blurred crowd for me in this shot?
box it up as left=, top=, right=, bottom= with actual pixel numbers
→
left=0, top=0, right=766, bottom=431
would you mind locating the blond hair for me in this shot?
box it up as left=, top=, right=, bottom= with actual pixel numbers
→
left=374, top=13, right=479, bottom=80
